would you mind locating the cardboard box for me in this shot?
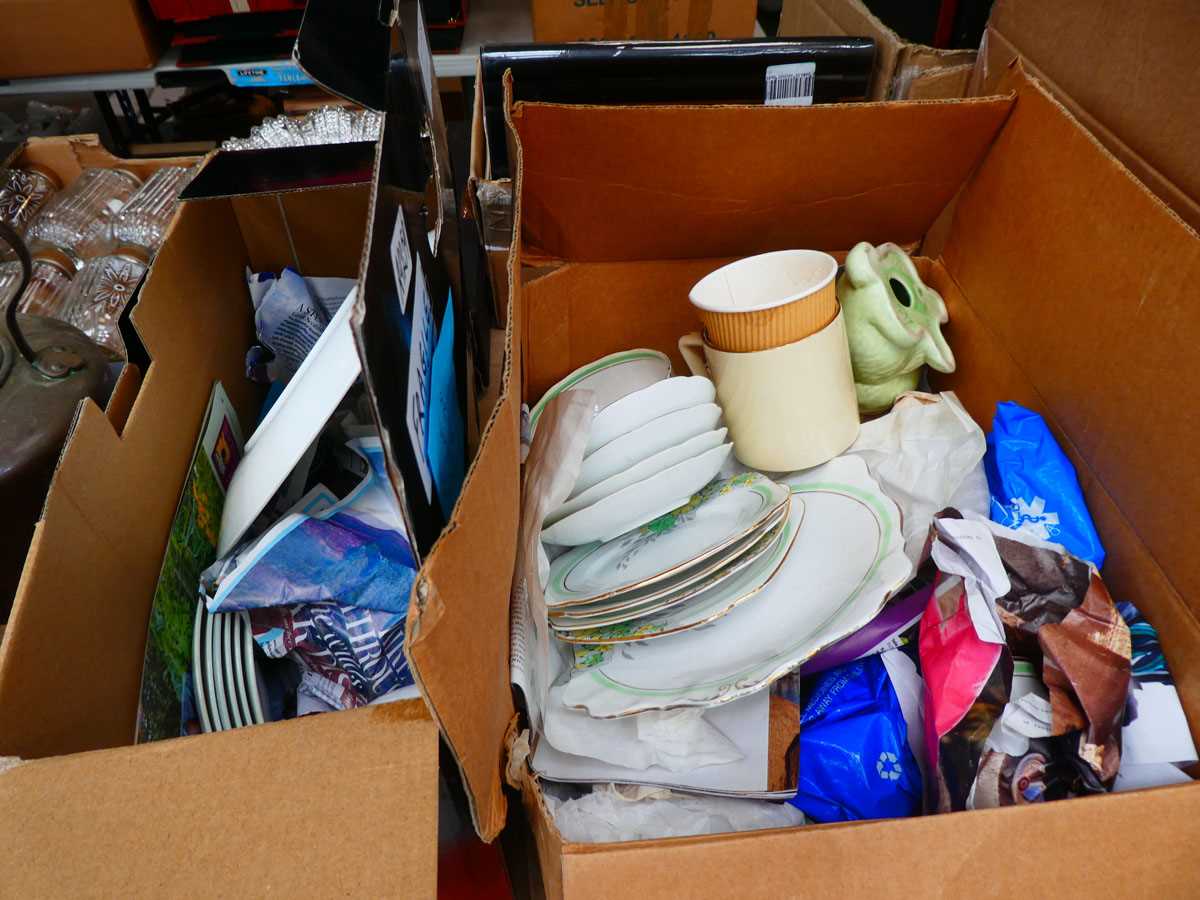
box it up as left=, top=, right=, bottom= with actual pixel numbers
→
left=0, top=1, right=163, bottom=80
left=531, top=0, right=758, bottom=43
left=0, top=135, right=200, bottom=619
left=779, top=0, right=975, bottom=100
left=0, top=167, right=440, bottom=894
left=970, top=0, right=1200, bottom=234
left=402, top=65, right=1200, bottom=895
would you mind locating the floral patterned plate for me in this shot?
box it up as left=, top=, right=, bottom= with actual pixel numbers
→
left=545, top=472, right=791, bottom=608
left=551, top=504, right=794, bottom=631
left=555, top=505, right=800, bottom=643
left=560, top=456, right=914, bottom=717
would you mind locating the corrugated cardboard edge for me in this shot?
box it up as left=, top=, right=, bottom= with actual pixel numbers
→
left=403, top=76, right=524, bottom=838
left=779, top=0, right=973, bottom=100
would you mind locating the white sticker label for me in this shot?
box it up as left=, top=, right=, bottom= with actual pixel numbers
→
left=390, top=209, right=413, bottom=315
left=406, top=256, right=435, bottom=504
left=765, top=62, right=816, bottom=107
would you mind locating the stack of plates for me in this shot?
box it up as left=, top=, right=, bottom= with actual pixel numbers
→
left=547, top=471, right=799, bottom=643
left=541, top=373, right=734, bottom=547
left=192, top=601, right=271, bottom=733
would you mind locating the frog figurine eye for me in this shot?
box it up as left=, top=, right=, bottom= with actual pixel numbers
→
left=837, top=241, right=956, bottom=414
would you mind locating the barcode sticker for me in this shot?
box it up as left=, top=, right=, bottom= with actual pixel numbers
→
left=765, top=62, right=816, bottom=107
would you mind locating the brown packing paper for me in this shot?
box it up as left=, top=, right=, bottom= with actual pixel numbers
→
left=1040, top=573, right=1132, bottom=781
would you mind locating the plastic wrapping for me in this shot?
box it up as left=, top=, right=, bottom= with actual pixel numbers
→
left=545, top=784, right=806, bottom=843
left=985, top=401, right=1105, bottom=567
left=790, top=655, right=922, bottom=823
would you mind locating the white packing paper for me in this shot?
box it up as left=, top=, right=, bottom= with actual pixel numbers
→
left=544, top=783, right=806, bottom=843
left=536, top=686, right=764, bottom=793
left=931, top=516, right=1010, bottom=645
left=845, top=391, right=988, bottom=565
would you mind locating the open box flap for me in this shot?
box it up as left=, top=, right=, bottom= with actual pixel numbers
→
left=937, top=69, right=1200, bottom=718
left=0, top=702, right=439, bottom=894
left=973, top=0, right=1200, bottom=232
left=511, top=94, right=1012, bottom=264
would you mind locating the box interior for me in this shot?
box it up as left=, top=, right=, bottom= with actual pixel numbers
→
left=0, top=182, right=370, bottom=760
left=0, top=177, right=440, bottom=891
left=408, top=66, right=1200, bottom=882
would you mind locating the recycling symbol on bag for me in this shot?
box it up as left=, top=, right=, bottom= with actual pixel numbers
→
left=876, top=751, right=902, bottom=782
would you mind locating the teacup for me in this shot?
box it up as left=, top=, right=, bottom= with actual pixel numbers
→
left=688, top=249, right=838, bottom=353
left=678, top=306, right=859, bottom=471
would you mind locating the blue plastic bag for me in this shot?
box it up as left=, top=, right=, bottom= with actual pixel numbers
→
left=788, top=656, right=921, bottom=823
left=984, top=401, right=1105, bottom=568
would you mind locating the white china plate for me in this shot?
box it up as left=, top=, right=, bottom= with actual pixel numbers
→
left=218, top=288, right=361, bottom=556
left=546, top=473, right=790, bottom=606
left=585, top=376, right=715, bottom=455
left=561, top=456, right=913, bottom=717
left=192, top=600, right=213, bottom=734
left=547, top=428, right=728, bottom=527
left=550, top=502, right=789, bottom=623
left=242, top=611, right=269, bottom=725
left=542, top=443, right=732, bottom=547
left=206, top=611, right=232, bottom=731
left=230, top=614, right=253, bottom=727
left=222, top=611, right=244, bottom=728
left=553, top=507, right=798, bottom=637
left=530, top=349, right=671, bottom=431
left=573, top=403, right=721, bottom=497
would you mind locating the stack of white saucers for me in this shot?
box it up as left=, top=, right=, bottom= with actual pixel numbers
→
left=192, top=601, right=272, bottom=732
left=547, top=471, right=799, bottom=643
left=541, top=371, right=733, bottom=547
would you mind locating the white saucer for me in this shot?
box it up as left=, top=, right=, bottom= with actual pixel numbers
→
left=585, top=376, right=715, bottom=455
left=530, top=349, right=670, bottom=431
left=573, top=403, right=721, bottom=497
left=541, top=443, right=732, bottom=547
left=547, top=428, right=727, bottom=527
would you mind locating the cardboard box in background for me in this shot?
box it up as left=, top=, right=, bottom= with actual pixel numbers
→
left=0, top=0, right=163, bottom=80
left=0, top=176, right=440, bottom=894
left=971, top=0, right=1200, bottom=233
left=403, top=66, right=1200, bottom=895
left=780, top=0, right=975, bottom=99
left=0, top=135, right=200, bottom=622
left=531, top=0, right=758, bottom=43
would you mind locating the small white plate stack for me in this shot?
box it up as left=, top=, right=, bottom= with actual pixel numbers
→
left=192, top=601, right=272, bottom=732
left=541, top=367, right=734, bottom=547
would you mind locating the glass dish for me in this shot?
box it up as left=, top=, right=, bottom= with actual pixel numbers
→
left=0, top=165, right=61, bottom=236
left=25, top=167, right=142, bottom=262
left=111, top=165, right=195, bottom=254
left=16, top=248, right=76, bottom=319
left=59, top=250, right=149, bottom=357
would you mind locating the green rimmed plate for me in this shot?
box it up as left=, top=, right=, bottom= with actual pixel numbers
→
left=529, top=348, right=670, bottom=431
left=546, top=472, right=790, bottom=608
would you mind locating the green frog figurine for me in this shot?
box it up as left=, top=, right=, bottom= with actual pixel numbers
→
left=838, top=241, right=955, bottom=414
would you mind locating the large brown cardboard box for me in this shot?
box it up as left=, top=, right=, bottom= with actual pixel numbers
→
left=970, top=0, right=1200, bottom=234
left=780, top=0, right=974, bottom=100
left=531, top=0, right=758, bottom=43
left=404, top=65, right=1200, bottom=896
left=0, top=164, right=439, bottom=894
left=0, top=0, right=163, bottom=79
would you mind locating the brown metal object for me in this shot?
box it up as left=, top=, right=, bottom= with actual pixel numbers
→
left=0, top=221, right=109, bottom=620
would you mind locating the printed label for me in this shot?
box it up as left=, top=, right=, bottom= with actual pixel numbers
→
left=406, top=256, right=436, bottom=504
left=765, top=62, right=816, bottom=107
left=390, top=209, right=413, bottom=315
